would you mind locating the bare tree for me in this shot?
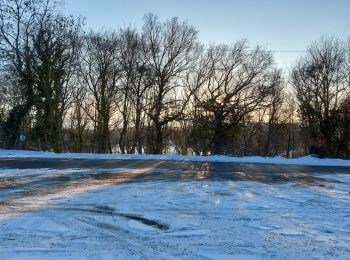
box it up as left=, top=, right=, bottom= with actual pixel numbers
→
left=262, top=75, right=287, bottom=156
left=141, top=14, right=200, bottom=154
left=292, top=37, right=347, bottom=156
left=67, top=85, right=89, bottom=152
left=78, top=31, right=120, bottom=153
left=116, top=27, right=153, bottom=154
left=193, top=41, right=280, bottom=155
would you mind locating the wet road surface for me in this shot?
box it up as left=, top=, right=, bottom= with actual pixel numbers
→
left=1, top=157, right=350, bottom=180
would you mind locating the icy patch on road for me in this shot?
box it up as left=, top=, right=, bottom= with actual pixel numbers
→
left=0, top=168, right=349, bottom=259
left=2, top=149, right=350, bottom=166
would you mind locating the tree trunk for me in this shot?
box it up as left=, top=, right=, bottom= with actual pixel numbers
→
left=212, top=111, right=225, bottom=155
left=153, top=124, right=163, bottom=154
left=133, top=102, right=143, bottom=154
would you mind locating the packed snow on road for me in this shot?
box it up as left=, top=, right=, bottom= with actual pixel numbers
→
left=0, top=151, right=350, bottom=259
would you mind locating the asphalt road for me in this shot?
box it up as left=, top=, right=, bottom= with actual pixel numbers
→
left=1, top=157, right=350, bottom=184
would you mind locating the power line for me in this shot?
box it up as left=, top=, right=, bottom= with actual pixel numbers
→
left=202, top=47, right=350, bottom=53
left=201, top=47, right=309, bottom=53
left=270, top=51, right=308, bottom=53
left=341, top=22, right=350, bottom=37
left=270, top=50, right=350, bottom=53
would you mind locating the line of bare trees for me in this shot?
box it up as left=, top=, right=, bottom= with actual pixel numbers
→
left=1, top=0, right=349, bottom=158
left=292, top=37, right=350, bottom=158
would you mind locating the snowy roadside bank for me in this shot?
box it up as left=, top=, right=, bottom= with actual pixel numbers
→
left=1, top=149, right=350, bottom=167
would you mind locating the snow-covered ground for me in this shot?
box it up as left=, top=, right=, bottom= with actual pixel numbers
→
left=0, top=166, right=350, bottom=259
left=1, top=149, right=350, bottom=166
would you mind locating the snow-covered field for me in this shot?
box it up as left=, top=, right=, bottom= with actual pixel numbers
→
left=1, top=165, right=350, bottom=259
left=1, top=149, right=350, bottom=166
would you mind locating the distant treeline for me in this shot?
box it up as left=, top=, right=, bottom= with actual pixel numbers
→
left=0, top=0, right=349, bottom=158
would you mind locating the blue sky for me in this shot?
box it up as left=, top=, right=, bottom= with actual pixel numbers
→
left=62, top=0, right=350, bottom=69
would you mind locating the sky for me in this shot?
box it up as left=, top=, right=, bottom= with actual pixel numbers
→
left=62, top=0, right=350, bottom=69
